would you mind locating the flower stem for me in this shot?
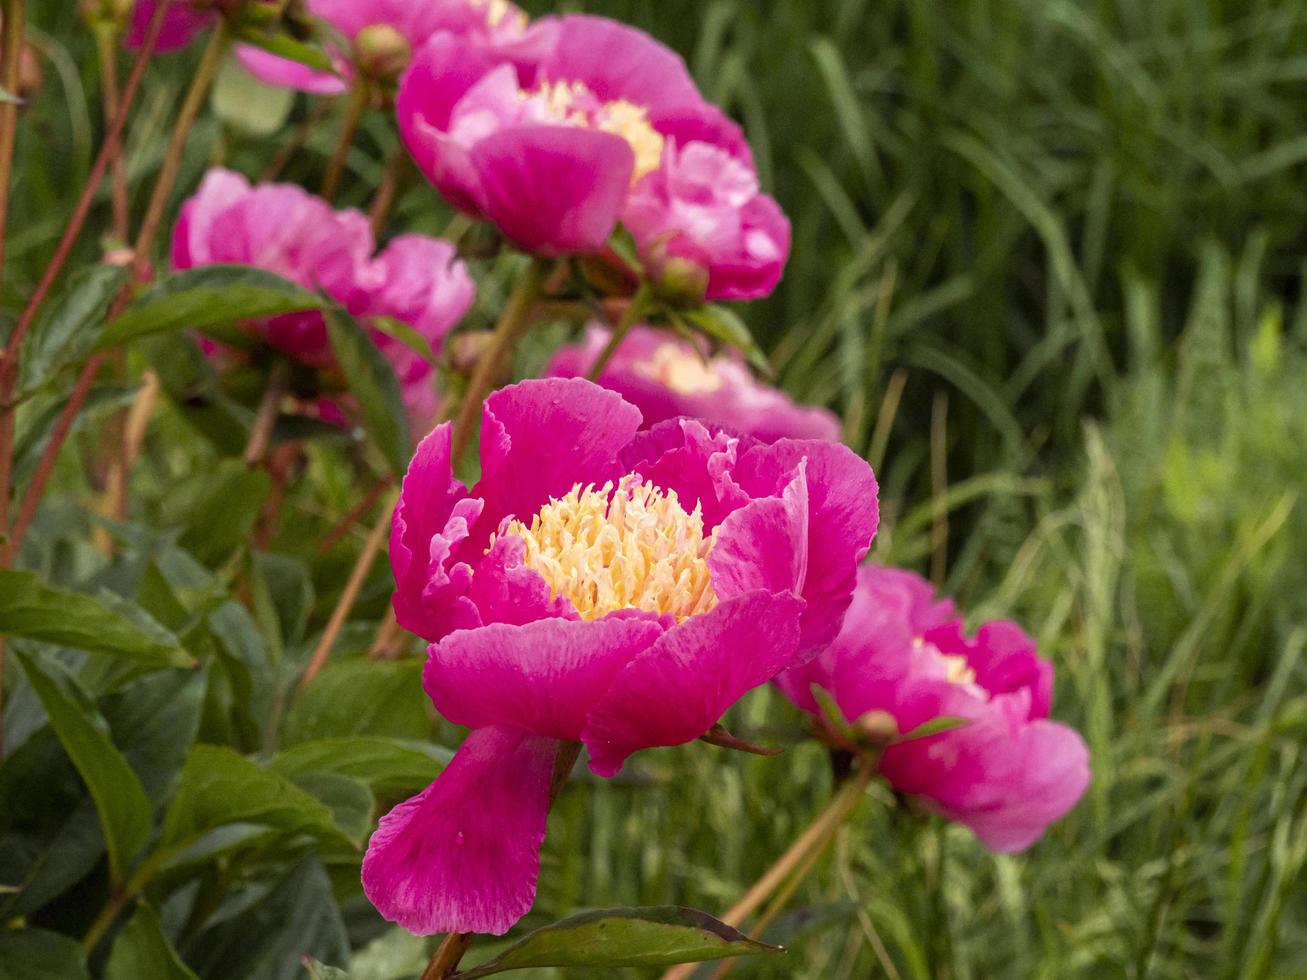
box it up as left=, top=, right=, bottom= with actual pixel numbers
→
left=3, top=20, right=227, bottom=563
left=242, top=359, right=291, bottom=468
left=585, top=284, right=652, bottom=381
left=424, top=740, right=583, bottom=980
left=0, top=0, right=26, bottom=299
left=95, top=25, right=130, bottom=243
left=321, top=81, right=368, bottom=202
left=658, top=763, right=874, bottom=980
left=299, top=488, right=399, bottom=690
left=448, top=258, right=548, bottom=463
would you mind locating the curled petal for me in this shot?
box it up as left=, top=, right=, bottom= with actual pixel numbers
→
left=362, top=725, right=557, bottom=935
left=426, top=616, right=664, bottom=740
left=391, top=424, right=483, bottom=642
left=582, top=590, right=804, bottom=777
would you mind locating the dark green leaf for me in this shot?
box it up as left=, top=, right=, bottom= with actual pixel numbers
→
left=106, top=902, right=199, bottom=980
left=180, top=857, right=349, bottom=980
left=324, top=305, right=411, bottom=475
left=282, top=660, right=430, bottom=745
left=0, top=928, right=89, bottom=979
left=286, top=772, right=374, bottom=843
left=0, top=570, right=195, bottom=669
left=177, top=461, right=273, bottom=566
left=15, top=653, right=153, bottom=882
left=20, top=264, right=129, bottom=393
left=454, top=907, right=782, bottom=977
left=681, top=304, right=771, bottom=375
left=269, top=736, right=448, bottom=798
left=369, top=316, right=441, bottom=370
left=159, top=744, right=348, bottom=852
left=97, top=265, right=326, bottom=350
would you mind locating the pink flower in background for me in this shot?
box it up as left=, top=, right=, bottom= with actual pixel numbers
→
left=171, top=168, right=473, bottom=430
left=126, top=1, right=215, bottom=52
left=363, top=378, right=878, bottom=935
left=547, top=324, right=840, bottom=443
left=236, top=0, right=545, bottom=95
left=776, top=565, right=1090, bottom=852
left=624, top=141, right=790, bottom=300
left=396, top=14, right=755, bottom=256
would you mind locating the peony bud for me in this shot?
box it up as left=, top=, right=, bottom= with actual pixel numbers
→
left=355, top=24, right=411, bottom=83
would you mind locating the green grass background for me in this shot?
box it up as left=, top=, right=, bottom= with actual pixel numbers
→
left=5, top=1, right=1307, bottom=978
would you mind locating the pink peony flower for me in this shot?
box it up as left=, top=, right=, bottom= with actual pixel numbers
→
left=362, top=378, right=878, bottom=935
left=395, top=14, right=766, bottom=258
left=776, top=565, right=1090, bottom=852
left=171, top=168, right=474, bottom=430
left=126, top=1, right=216, bottom=52
left=546, top=324, right=840, bottom=443
left=236, top=0, right=546, bottom=95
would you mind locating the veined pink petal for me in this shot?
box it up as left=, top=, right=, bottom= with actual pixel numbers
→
left=362, top=725, right=557, bottom=935
left=426, top=617, right=664, bottom=740
left=469, top=126, right=634, bottom=255
left=582, top=590, right=804, bottom=777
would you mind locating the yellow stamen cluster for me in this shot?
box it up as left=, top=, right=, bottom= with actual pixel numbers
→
left=637, top=343, right=724, bottom=395
left=471, top=0, right=527, bottom=31
left=941, top=653, right=978, bottom=687
left=493, top=476, right=718, bottom=621
left=529, top=80, right=665, bottom=184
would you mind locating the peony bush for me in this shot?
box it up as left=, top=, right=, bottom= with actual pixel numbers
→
left=0, top=2, right=1093, bottom=978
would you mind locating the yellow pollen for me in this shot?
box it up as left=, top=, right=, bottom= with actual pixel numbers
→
left=471, top=0, right=527, bottom=31
left=941, top=654, right=977, bottom=687
left=491, top=476, right=718, bottom=621
left=638, top=343, right=724, bottom=395
left=528, top=81, right=665, bottom=184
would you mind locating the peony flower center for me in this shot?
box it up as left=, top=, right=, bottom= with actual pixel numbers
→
left=470, top=0, right=527, bottom=31
left=493, top=475, right=718, bottom=621
left=941, top=653, right=977, bottom=687
left=636, top=343, right=724, bottom=395
left=525, top=80, right=665, bottom=184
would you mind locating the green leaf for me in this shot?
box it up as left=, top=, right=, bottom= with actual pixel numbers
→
left=159, top=744, right=348, bottom=853
left=176, top=460, right=273, bottom=566
left=96, top=265, right=326, bottom=350
left=20, top=264, right=129, bottom=393
left=270, top=736, right=448, bottom=797
left=0, top=928, right=89, bottom=979
left=282, top=660, right=430, bottom=745
left=285, top=772, right=374, bottom=843
left=181, top=857, right=349, bottom=980
left=0, top=570, right=195, bottom=669
left=324, top=305, right=411, bottom=475
left=454, top=907, right=782, bottom=978
left=15, top=653, right=153, bottom=883
left=13, top=384, right=139, bottom=485
left=369, top=315, right=441, bottom=370
left=680, top=304, right=771, bottom=375
left=106, top=902, right=199, bottom=980
left=304, top=961, right=351, bottom=980
left=233, top=24, right=336, bottom=73
left=894, top=715, right=971, bottom=743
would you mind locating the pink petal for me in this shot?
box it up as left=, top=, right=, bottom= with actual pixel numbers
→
left=390, top=423, right=484, bottom=642
left=536, top=15, right=702, bottom=112
left=735, top=440, right=879, bottom=653
left=234, top=44, right=349, bottom=94
left=362, top=725, right=557, bottom=935
left=620, top=417, right=750, bottom=529
left=582, top=590, right=804, bottom=777
left=470, top=125, right=634, bottom=255
left=425, top=616, right=664, bottom=740
left=467, top=379, right=642, bottom=552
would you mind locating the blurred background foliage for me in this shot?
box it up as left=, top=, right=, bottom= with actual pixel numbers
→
left=2, top=0, right=1305, bottom=978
